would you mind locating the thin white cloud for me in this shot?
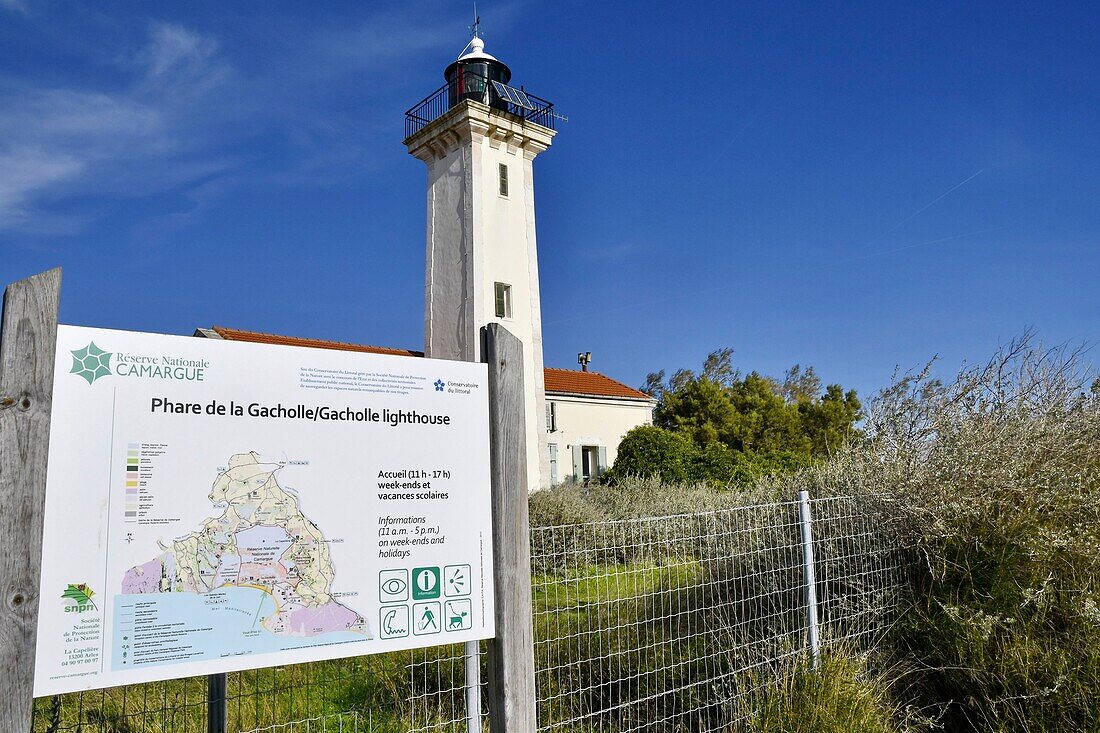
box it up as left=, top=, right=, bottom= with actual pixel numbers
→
left=0, top=0, right=29, bottom=15
left=0, top=87, right=172, bottom=226
left=0, top=149, right=83, bottom=224
left=0, top=6, right=487, bottom=235
left=137, top=22, right=229, bottom=95
left=0, top=89, right=162, bottom=140
left=0, top=23, right=226, bottom=233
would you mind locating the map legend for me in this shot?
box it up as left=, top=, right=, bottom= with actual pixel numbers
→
left=121, top=443, right=169, bottom=524
left=123, top=444, right=139, bottom=520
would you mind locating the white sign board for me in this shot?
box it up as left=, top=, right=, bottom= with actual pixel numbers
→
left=34, top=325, right=494, bottom=696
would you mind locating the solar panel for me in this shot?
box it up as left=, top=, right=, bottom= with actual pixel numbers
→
left=491, top=80, right=536, bottom=111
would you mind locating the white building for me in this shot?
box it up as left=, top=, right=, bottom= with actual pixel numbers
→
left=542, top=368, right=655, bottom=484
left=197, top=33, right=654, bottom=489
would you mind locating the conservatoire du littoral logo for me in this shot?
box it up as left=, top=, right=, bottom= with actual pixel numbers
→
left=62, top=583, right=97, bottom=613
left=70, top=342, right=113, bottom=385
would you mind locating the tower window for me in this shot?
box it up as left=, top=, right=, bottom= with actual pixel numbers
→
left=546, top=401, right=557, bottom=432
left=498, top=163, right=509, bottom=197
left=494, top=282, right=512, bottom=319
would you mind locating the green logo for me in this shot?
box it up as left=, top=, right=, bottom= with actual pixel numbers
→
left=62, top=583, right=97, bottom=613
left=412, top=566, right=441, bottom=600
left=70, top=342, right=113, bottom=384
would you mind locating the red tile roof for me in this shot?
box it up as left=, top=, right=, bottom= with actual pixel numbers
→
left=207, top=327, right=652, bottom=401
left=543, top=367, right=652, bottom=401
left=210, top=326, right=423, bottom=358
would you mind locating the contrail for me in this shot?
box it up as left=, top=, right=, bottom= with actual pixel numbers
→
left=546, top=170, right=992, bottom=326
left=544, top=225, right=1008, bottom=327
left=890, top=169, right=985, bottom=231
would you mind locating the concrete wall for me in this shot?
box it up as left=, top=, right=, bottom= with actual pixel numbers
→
left=544, top=394, right=654, bottom=484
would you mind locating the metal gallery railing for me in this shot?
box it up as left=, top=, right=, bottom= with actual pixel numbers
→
left=404, top=70, right=556, bottom=138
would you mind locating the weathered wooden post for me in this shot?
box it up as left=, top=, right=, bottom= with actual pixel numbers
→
left=483, top=324, right=537, bottom=733
left=0, top=268, right=62, bottom=733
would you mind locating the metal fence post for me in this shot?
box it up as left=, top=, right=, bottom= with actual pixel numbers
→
left=464, top=640, right=483, bottom=733
left=0, top=268, right=61, bottom=733
left=207, top=672, right=227, bottom=733
left=797, top=489, right=821, bottom=668
left=483, top=324, right=537, bottom=733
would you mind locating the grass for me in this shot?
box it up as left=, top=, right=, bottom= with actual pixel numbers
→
left=532, top=336, right=1100, bottom=733
left=734, top=650, right=918, bottom=733
left=40, top=335, right=1100, bottom=733
left=33, top=650, right=448, bottom=732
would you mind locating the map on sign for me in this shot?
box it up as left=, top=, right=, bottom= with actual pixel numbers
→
left=33, top=325, right=494, bottom=696
left=122, top=453, right=370, bottom=639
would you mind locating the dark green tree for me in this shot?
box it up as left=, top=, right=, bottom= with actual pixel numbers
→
left=605, top=425, right=698, bottom=483
left=627, top=349, right=862, bottom=485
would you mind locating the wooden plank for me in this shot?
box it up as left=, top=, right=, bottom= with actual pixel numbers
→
left=0, top=268, right=62, bottom=733
left=483, top=324, right=537, bottom=733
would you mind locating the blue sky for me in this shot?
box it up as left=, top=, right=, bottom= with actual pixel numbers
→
left=2, top=0, right=1097, bottom=399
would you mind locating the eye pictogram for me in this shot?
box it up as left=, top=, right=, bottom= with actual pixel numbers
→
left=382, top=578, right=407, bottom=595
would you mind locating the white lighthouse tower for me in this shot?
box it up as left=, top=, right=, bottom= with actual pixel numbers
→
left=404, top=33, right=557, bottom=491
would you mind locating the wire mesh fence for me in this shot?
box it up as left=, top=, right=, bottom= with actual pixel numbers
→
left=31, top=644, right=478, bottom=733
left=240, top=712, right=366, bottom=733
left=32, top=493, right=906, bottom=733
left=529, top=494, right=908, bottom=733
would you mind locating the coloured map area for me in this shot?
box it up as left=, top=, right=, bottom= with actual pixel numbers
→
left=121, top=452, right=370, bottom=638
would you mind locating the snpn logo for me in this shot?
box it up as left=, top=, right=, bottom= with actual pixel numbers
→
left=62, top=583, right=97, bottom=613
left=70, top=342, right=113, bottom=385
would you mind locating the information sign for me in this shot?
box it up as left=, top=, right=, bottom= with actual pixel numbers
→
left=33, top=326, right=494, bottom=695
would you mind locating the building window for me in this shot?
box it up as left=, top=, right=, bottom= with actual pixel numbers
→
left=545, top=401, right=557, bottom=432
left=494, top=282, right=512, bottom=319
left=549, top=444, right=559, bottom=485
left=572, top=445, right=607, bottom=483
left=582, top=447, right=599, bottom=481
left=498, top=163, right=509, bottom=197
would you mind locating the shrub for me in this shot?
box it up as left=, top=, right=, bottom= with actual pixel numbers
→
left=764, top=335, right=1100, bottom=732
left=605, top=425, right=697, bottom=484
left=530, top=475, right=775, bottom=528
left=607, top=426, right=817, bottom=488
left=533, top=334, right=1100, bottom=733
left=874, top=340, right=1100, bottom=733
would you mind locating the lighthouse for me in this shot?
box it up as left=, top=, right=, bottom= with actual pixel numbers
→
left=404, top=32, right=557, bottom=491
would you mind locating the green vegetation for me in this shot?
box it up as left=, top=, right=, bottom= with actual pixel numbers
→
left=763, top=336, right=1100, bottom=733
left=33, top=651, right=451, bottom=732
left=735, top=651, right=917, bottom=733
left=547, top=335, right=1100, bottom=733
left=606, top=425, right=812, bottom=487
left=869, top=339, right=1100, bottom=733
left=37, top=336, right=1100, bottom=733
left=614, top=349, right=861, bottom=485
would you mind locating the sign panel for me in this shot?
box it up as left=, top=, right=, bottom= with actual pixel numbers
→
left=34, top=326, right=494, bottom=695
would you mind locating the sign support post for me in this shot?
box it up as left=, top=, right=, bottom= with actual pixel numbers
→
left=0, top=268, right=62, bottom=733
left=208, top=672, right=227, bottom=733
left=483, top=324, right=537, bottom=733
